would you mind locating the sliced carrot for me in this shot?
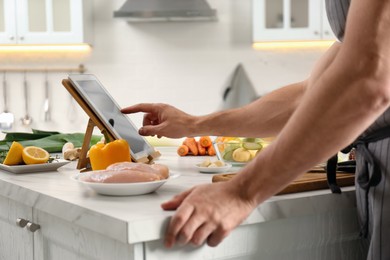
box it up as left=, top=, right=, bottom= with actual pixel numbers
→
left=207, top=145, right=216, bottom=156
left=199, top=136, right=212, bottom=148
left=197, top=141, right=206, bottom=156
left=183, top=137, right=198, bottom=156
left=177, top=145, right=189, bottom=156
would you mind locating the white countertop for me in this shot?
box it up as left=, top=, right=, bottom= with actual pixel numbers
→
left=0, top=147, right=357, bottom=245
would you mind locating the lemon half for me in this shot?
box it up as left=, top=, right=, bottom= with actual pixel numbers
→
left=22, top=146, right=50, bottom=165
left=3, top=141, right=24, bottom=165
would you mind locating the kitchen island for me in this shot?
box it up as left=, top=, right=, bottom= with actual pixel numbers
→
left=0, top=147, right=365, bottom=260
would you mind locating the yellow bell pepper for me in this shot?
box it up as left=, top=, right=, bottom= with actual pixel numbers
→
left=89, top=139, right=131, bottom=170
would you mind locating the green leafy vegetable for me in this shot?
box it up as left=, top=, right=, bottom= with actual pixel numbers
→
left=0, top=130, right=102, bottom=153
left=0, top=151, right=7, bottom=164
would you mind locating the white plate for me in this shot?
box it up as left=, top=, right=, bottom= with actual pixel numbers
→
left=0, top=160, right=71, bottom=174
left=196, top=163, right=232, bottom=173
left=72, top=173, right=180, bottom=196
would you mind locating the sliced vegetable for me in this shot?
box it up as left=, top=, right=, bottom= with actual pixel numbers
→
left=249, top=150, right=260, bottom=159
left=213, top=160, right=225, bottom=167
left=242, top=137, right=263, bottom=143
left=199, top=159, right=225, bottom=168
left=223, top=150, right=234, bottom=161
left=242, top=142, right=263, bottom=150
left=232, top=148, right=251, bottom=162
left=199, top=158, right=211, bottom=167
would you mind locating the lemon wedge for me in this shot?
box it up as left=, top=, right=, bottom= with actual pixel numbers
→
left=22, top=146, right=50, bottom=165
left=3, top=141, right=24, bottom=165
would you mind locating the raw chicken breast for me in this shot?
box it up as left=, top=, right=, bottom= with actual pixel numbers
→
left=79, top=162, right=170, bottom=183
left=108, top=162, right=169, bottom=180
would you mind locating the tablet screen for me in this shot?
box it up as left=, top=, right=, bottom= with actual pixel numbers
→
left=69, top=76, right=154, bottom=159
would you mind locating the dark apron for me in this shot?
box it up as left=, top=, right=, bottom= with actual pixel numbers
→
left=327, top=109, right=390, bottom=259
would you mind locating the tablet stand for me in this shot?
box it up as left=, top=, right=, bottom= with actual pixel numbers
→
left=62, top=79, right=160, bottom=171
left=62, top=79, right=116, bottom=171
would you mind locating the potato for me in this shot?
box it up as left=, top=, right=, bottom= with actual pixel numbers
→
left=232, top=148, right=251, bottom=162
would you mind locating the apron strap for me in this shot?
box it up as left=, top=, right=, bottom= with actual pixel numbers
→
left=326, top=125, right=390, bottom=238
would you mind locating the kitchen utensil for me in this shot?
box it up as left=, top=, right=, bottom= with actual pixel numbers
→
left=42, top=71, right=51, bottom=122
left=21, top=72, right=33, bottom=126
left=0, top=72, right=14, bottom=130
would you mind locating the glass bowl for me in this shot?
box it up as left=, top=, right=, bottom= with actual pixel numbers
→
left=213, top=137, right=268, bottom=166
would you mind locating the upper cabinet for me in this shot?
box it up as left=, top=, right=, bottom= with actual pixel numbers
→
left=252, top=0, right=335, bottom=42
left=0, top=0, right=91, bottom=44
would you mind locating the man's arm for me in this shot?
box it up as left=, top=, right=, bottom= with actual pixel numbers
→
left=239, top=0, right=390, bottom=206
left=122, top=43, right=341, bottom=139
left=196, top=42, right=342, bottom=137
left=162, top=0, right=390, bottom=248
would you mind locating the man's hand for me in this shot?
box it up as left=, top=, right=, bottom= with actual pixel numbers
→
left=121, top=103, right=196, bottom=138
left=161, top=181, right=256, bottom=248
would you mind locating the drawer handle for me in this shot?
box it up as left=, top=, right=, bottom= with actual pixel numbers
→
left=26, top=222, right=41, bottom=233
left=16, top=218, right=29, bottom=228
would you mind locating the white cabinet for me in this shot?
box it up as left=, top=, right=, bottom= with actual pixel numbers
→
left=0, top=194, right=140, bottom=260
left=0, top=196, right=33, bottom=260
left=320, top=0, right=334, bottom=40
left=253, top=0, right=335, bottom=42
left=32, top=209, right=139, bottom=260
left=0, top=0, right=90, bottom=44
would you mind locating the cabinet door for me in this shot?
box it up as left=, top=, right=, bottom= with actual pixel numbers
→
left=32, top=209, right=138, bottom=260
left=0, top=0, right=16, bottom=43
left=253, top=0, right=322, bottom=42
left=321, top=0, right=335, bottom=40
left=0, top=196, right=33, bottom=260
left=15, top=0, right=83, bottom=44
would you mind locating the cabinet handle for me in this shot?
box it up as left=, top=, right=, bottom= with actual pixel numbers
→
left=314, top=31, right=319, bottom=35
left=26, top=222, right=41, bottom=233
left=9, top=36, right=15, bottom=41
left=19, top=36, right=25, bottom=41
left=16, top=218, right=29, bottom=228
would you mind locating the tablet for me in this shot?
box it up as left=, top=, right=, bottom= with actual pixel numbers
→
left=67, top=74, right=159, bottom=162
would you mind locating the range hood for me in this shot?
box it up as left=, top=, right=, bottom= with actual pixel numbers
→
left=114, top=0, right=217, bottom=22
left=220, top=64, right=259, bottom=110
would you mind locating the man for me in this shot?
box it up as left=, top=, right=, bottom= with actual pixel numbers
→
left=121, top=0, right=390, bottom=258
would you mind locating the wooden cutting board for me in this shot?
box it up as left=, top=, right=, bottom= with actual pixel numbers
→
left=212, top=172, right=355, bottom=195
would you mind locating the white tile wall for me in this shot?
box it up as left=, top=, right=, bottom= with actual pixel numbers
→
left=0, top=0, right=326, bottom=138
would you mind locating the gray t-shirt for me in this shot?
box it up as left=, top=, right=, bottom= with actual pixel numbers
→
left=325, top=0, right=351, bottom=42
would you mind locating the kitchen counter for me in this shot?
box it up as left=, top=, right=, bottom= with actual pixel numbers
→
left=0, top=147, right=365, bottom=260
